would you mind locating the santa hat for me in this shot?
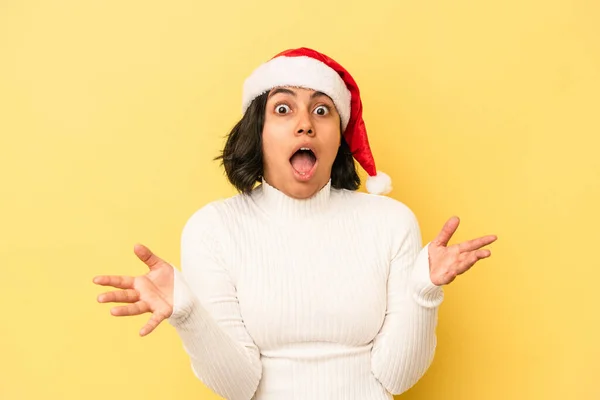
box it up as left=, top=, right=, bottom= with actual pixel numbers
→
left=242, top=47, right=392, bottom=195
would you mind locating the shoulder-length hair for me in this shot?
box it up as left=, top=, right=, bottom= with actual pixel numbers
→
left=215, top=91, right=360, bottom=194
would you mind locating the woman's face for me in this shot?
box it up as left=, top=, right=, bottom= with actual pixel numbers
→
left=262, top=86, right=341, bottom=199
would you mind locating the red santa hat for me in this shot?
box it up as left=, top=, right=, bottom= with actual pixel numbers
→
left=242, top=47, right=392, bottom=195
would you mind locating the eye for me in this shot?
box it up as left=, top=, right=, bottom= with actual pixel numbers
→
left=275, top=104, right=291, bottom=114
left=314, top=105, right=330, bottom=116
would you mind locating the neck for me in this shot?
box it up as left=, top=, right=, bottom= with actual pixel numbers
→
left=252, top=178, right=333, bottom=219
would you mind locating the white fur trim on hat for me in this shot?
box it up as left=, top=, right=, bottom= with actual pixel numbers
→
left=366, top=171, right=392, bottom=195
left=242, top=56, right=352, bottom=130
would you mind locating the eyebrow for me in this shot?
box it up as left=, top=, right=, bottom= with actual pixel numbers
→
left=268, top=88, right=330, bottom=100
left=310, top=91, right=329, bottom=100
left=268, top=88, right=296, bottom=98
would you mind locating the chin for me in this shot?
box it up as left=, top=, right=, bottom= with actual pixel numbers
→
left=263, top=162, right=331, bottom=199
left=286, top=184, right=316, bottom=200
left=285, top=177, right=327, bottom=199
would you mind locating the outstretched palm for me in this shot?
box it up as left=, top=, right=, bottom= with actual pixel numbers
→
left=428, top=216, right=497, bottom=286
left=93, top=244, right=174, bottom=336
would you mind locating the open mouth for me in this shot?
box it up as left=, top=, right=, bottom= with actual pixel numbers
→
left=290, top=147, right=318, bottom=180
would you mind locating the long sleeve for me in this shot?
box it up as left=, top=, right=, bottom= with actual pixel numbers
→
left=168, top=204, right=262, bottom=400
left=370, top=207, right=444, bottom=395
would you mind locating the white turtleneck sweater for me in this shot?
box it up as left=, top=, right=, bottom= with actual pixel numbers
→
left=168, top=180, right=444, bottom=400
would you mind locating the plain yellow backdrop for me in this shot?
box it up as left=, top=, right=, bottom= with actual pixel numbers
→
left=1, top=0, right=599, bottom=399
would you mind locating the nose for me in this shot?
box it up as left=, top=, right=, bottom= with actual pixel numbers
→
left=296, top=119, right=314, bottom=136
left=297, top=126, right=314, bottom=136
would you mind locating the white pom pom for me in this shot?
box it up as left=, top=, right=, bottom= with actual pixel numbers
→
left=366, top=171, right=392, bottom=195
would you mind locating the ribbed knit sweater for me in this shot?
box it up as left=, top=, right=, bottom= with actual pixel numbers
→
left=168, top=179, right=444, bottom=400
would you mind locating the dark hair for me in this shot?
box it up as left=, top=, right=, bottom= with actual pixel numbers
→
left=215, top=92, right=361, bottom=194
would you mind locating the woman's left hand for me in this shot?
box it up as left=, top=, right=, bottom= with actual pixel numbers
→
left=428, top=216, right=497, bottom=286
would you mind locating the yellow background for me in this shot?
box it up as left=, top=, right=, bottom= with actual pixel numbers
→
left=1, top=0, right=598, bottom=399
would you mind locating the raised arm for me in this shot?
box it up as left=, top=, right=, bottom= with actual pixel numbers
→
left=168, top=204, right=262, bottom=400
left=370, top=206, right=443, bottom=395
left=371, top=206, right=497, bottom=395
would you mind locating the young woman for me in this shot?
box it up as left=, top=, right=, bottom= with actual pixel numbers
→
left=94, top=48, right=497, bottom=400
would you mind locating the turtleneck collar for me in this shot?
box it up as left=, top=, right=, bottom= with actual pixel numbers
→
left=252, top=178, right=333, bottom=220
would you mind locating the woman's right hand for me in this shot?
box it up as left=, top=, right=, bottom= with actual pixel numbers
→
left=93, top=244, right=175, bottom=336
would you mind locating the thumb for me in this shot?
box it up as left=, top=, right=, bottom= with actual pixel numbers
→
left=134, top=243, right=165, bottom=271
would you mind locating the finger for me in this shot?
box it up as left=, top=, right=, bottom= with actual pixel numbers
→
left=139, top=309, right=170, bottom=336
left=458, top=235, right=498, bottom=253
left=93, top=275, right=135, bottom=289
left=134, top=243, right=164, bottom=271
left=110, top=301, right=150, bottom=317
left=97, top=289, right=139, bottom=304
left=433, top=216, right=460, bottom=247
left=457, top=248, right=492, bottom=274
